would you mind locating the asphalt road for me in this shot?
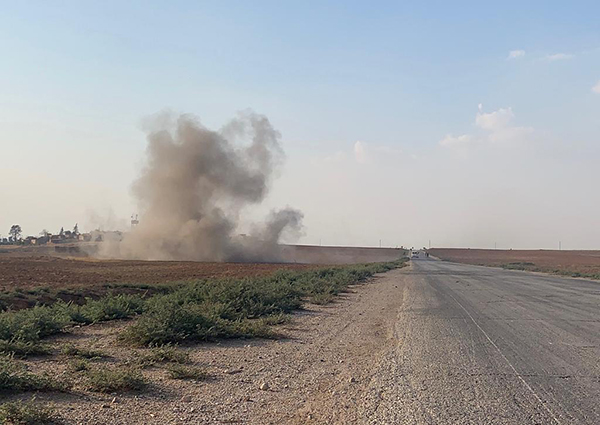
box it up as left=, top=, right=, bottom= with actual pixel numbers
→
left=362, top=258, right=600, bottom=424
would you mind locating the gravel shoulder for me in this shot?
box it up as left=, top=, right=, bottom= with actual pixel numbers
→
left=9, top=267, right=410, bottom=424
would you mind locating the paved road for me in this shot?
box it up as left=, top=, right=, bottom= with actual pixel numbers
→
left=362, top=258, right=600, bottom=424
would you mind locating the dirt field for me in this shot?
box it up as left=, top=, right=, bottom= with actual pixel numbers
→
left=0, top=245, right=403, bottom=310
left=3, top=267, right=408, bottom=425
left=0, top=256, right=318, bottom=291
left=430, top=248, right=600, bottom=279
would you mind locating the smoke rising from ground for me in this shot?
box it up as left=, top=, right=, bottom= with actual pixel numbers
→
left=99, top=110, right=303, bottom=262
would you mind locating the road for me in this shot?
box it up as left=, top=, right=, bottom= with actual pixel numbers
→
left=360, top=258, right=600, bottom=424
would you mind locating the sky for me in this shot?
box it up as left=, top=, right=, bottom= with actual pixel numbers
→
left=1, top=1, right=600, bottom=249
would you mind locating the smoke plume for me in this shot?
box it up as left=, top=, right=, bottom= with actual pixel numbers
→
left=100, top=110, right=303, bottom=262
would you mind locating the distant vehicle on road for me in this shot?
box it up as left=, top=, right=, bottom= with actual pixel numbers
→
left=411, top=251, right=420, bottom=259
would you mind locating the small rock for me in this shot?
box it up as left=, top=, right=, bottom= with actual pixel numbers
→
left=100, top=404, right=110, bottom=409
left=111, top=397, right=117, bottom=404
left=259, top=382, right=270, bottom=391
left=181, top=395, right=192, bottom=403
left=349, top=377, right=356, bottom=383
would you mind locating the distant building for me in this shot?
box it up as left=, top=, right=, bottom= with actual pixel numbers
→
left=50, top=234, right=66, bottom=244
left=24, top=236, right=38, bottom=245
left=79, top=233, right=92, bottom=242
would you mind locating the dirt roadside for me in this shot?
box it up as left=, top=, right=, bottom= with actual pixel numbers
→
left=15, top=266, right=409, bottom=424
left=429, top=248, right=600, bottom=278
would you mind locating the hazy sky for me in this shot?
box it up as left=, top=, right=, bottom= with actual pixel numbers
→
left=1, top=1, right=600, bottom=249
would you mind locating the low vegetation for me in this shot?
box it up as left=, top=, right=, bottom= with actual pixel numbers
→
left=60, top=344, right=106, bottom=360
left=0, top=356, right=70, bottom=393
left=0, top=294, right=145, bottom=345
left=0, top=281, right=182, bottom=313
left=0, top=260, right=405, bottom=350
left=136, top=344, right=190, bottom=368
left=0, top=399, right=60, bottom=425
left=0, top=258, right=406, bottom=420
left=0, top=340, right=51, bottom=357
left=166, top=364, right=209, bottom=381
left=501, top=262, right=600, bottom=279
left=502, top=262, right=536, bottom=270
left=120, top=260, right=404, bottom=346
left=85, top=366, right=147, bottom=393
left=68, top=358, right=90, bottom=372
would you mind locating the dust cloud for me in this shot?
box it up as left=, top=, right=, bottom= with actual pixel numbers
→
left=98, top=110, right=303, bottom=262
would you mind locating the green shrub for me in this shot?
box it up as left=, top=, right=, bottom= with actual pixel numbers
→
left=166, top=364, right=208, bottom=381
left=0, top=399, right=60, bottom=424
left=60, top=345, right=106, bottom=360
left=85, top=367, right=147, bottom=393
left=0, top=302, right=74, bottom=343
left=77, top=294, right=145, bottom=323
left=119, top=299, right=220, bottom=346
left=0, top=356, right=70, bottom=393
left=137, top=344, right=189, bottom=368
left=0, top=295, right=145, bottom=345
left=68, top=358, right=90, bottom=372
left=0, top=259, right=406, bottom=349
left=120, top=259, right=406, bottom=346
left=0, top=341, right=51, bottom=357
left=503, top=262, right=536, bottom=270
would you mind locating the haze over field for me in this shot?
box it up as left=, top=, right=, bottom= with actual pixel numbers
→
left=1, top=2, right=600, bottom=250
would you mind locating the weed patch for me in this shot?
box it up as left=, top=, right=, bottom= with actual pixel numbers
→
left=68, top=358, right=90, bottom=372
left=137, top=345, right=189, bottom=368
left=0, top=340, right=51, bottom=358
left=76, top=294, right=145, bottom=323
left=0, top=356, right=70, bottom=393
left=85, top=367, right=147, bottom=393
left=60, top=345, right=106, bottom=360
left=120, top=259, right=406, bottom=346
left=502, top=262, right=536, bottom=271
left=0, top=399, right=60, bottom=424
left=0, top=259, right=406, bottom=350
left=166, top=364, right=208, bottom=381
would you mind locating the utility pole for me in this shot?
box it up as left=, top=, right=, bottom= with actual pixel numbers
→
left=379, top=239, right=382, bottom=248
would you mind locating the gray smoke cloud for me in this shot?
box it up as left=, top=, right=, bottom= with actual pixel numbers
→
left=99, top=110, right=303, bottom=262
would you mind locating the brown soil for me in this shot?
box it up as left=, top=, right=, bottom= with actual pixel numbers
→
left=0, top=256, right=318, bottom=310
left=0, top=245, right=403, bottom=310
left=0, top=256, right=317, bottom=291
left=3, top=268, right=408, bottom=424
left=429, top=248, right=600, bottom=278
